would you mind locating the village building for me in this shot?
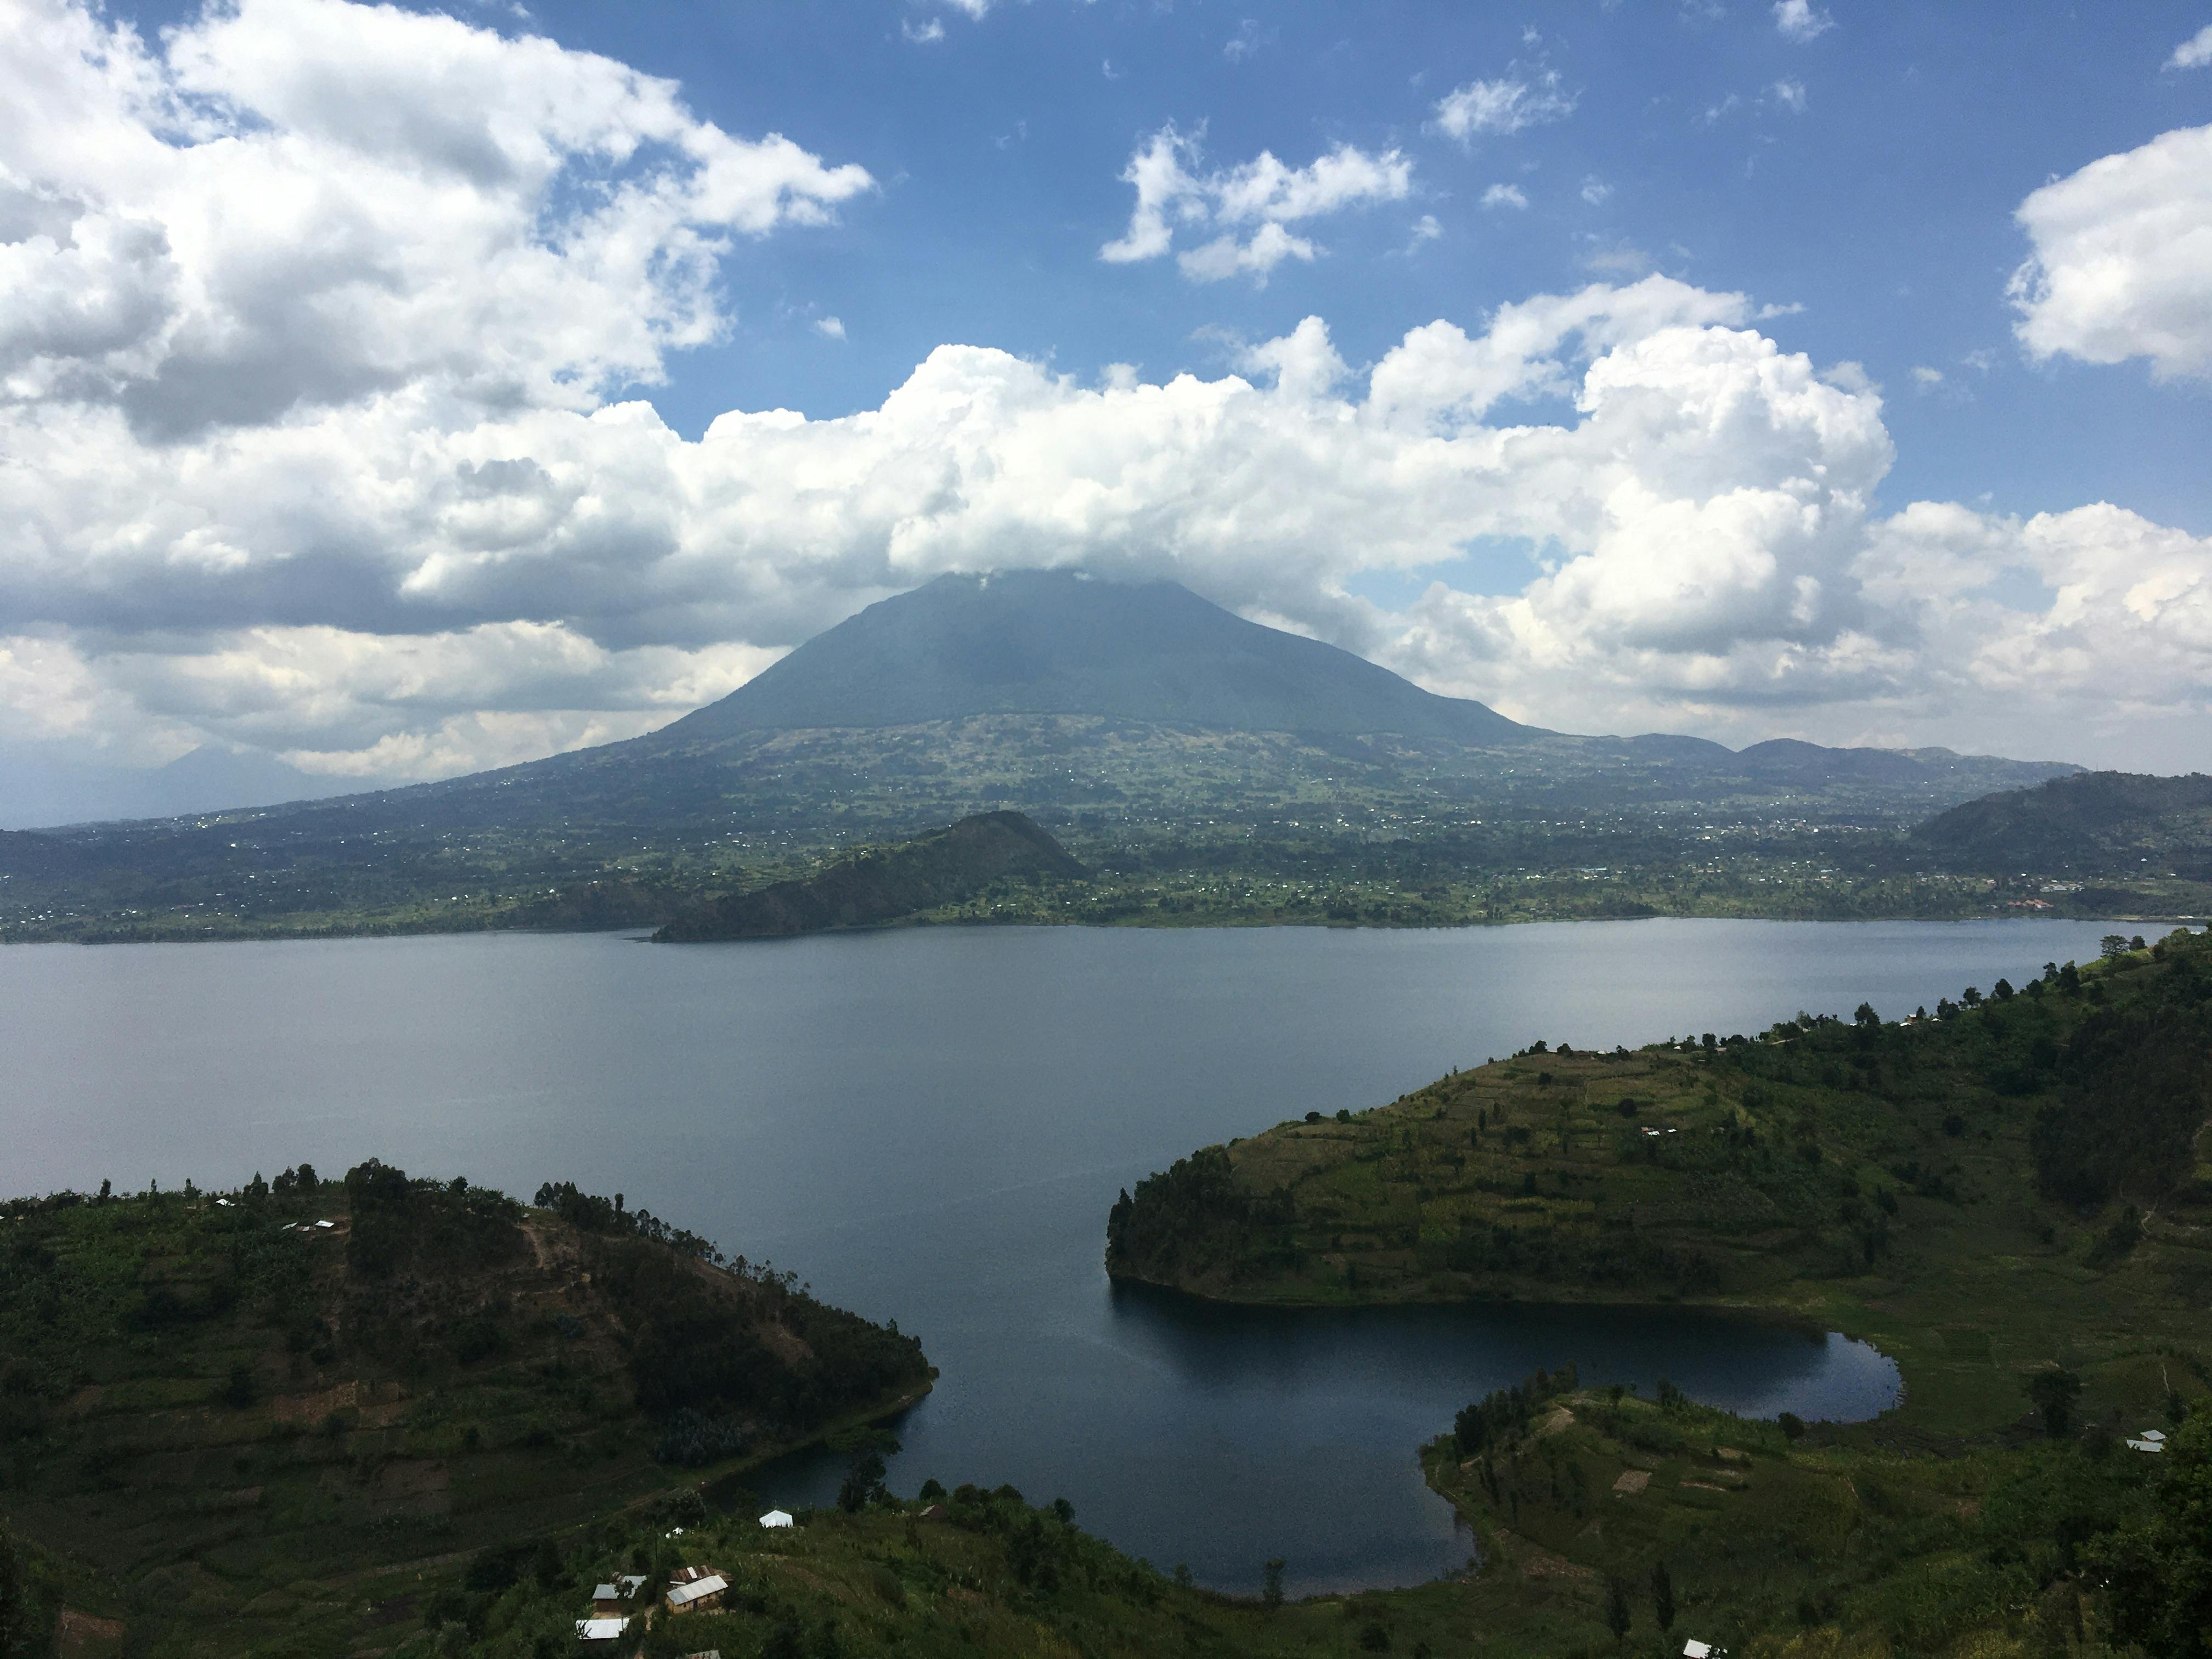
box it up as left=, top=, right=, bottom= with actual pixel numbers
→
left=575, top=1617, right=627, bottom=1643
left=759, top=1508, right=794, bottom=1528
left=665, top=1573, right=729, bottom=1614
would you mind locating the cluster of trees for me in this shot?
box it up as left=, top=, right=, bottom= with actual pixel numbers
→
left=1105, top=1147, right=1250, bottom=1282
left=2033, top=990, right=2212, bottom=1207
left=345, top=1160, right=525, bottom=1284
left=578, top=1214, right=928, bottom=1449
left=0, top=1521, right=55, bottom=1659
left=531, top=1180, right=726, bottom=1265
left=1453, top=1363, right=1579, bottom=1455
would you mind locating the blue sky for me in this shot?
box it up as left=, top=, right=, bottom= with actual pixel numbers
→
left=4, top=0, right=2212, bottom=802
left=486, top=0, right=2212, bottom=529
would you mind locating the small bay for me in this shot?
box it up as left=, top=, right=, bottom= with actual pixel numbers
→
left=0, top=917, right=2121, bottom=1592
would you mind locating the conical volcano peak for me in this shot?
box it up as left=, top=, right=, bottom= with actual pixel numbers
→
left=665, top=568, right=1534, bottom=743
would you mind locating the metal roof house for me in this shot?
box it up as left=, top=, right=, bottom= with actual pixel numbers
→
left=665, top=1573, right=729, bottom=1613
left=575, top=1617, right=627, bottom=1643
left=759, top=1509, right=795, bottom=1528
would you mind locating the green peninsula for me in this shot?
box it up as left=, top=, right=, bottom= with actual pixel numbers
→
left=1108, top=930, right=2212, bottom=1328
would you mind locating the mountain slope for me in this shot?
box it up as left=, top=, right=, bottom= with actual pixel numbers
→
left=1915, top=770, right=2212, bottom=876
left=662, top=569, right=1537, bottom=744
left=653, top=810, right=1087, bottom=941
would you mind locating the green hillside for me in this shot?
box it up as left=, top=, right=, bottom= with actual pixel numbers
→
left=0, top=1167, right=929, bottom=1658
left=1107, top=929, right=2212, bottom=1329
left=1915, top=771, right=2212, bottom=880
left=652, top=810, right=1087, bottom=941
left=1093, top=929, right=2212, bottom=1656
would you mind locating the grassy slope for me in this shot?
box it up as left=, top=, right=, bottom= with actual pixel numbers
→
left=1410, top=1378, right=2209, bottom=1659
left=1107, top=938, right=2212, bottom=1435
left=0, top=1173, right=929, bottom=1659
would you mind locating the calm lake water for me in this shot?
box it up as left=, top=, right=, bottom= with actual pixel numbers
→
left=0, top=918, right=2123, bottom=1593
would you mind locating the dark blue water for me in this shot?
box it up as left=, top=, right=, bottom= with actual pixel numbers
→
left=0, top=918, right=2119, bottom=1592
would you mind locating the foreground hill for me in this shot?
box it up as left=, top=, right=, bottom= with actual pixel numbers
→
left=654, top=810, right=1087, bottom=941
left=0, top=1165, right=929, bottom=1658
left=1915, top=769, right=2212, bottom=879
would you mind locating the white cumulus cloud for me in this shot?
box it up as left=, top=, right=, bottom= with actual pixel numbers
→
left=1099, top=125, right=1412, bottom=284
left=1481, top=183, right=1530, bottom=210
left=2165, top=24, right=2212, bottom=69
left=5, top=0, right=2211, bottom=781
left=0, top=0, right=873, bottom=439
left=1773, top=1, right=1835, bottom=42
left=1432, top=72, right=1576, bottom=142
left=2008, top=125, right=2212, bottom=381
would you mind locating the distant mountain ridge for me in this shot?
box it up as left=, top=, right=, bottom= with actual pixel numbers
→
left=0, top=568, right=2096, bottom=941
left=663, top=569, right=1535, bottom=746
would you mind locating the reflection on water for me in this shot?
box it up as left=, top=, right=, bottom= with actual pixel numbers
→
left=0, top=918, right=2106, bottom=1592
left=740, top=1282, right=1895, bottom=1596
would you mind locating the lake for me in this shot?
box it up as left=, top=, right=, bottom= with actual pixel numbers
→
left=0, top=917, right=2124, bottom=1593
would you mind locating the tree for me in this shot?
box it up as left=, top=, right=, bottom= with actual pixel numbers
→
left=1261, top=1559, right=1285, bottom=1609
left=833, top=1427, right=899, bottom=1512
left=1605, top=1577, right=1632, bottom=1641
left=1778, top=1411, right=1805, bottom=1442
left=1853, top=1002, right=1881, bottom=1029
left=2094, top=1403, right=2212, bottom=1656
left=2101, top=934, right=2131, bottom=961
left=2025, top=1367, right=2083, bottom=1437
left=1650, top=1561, right=1676, bottom=1632
left=0, top=1523, right=41, bottom=1659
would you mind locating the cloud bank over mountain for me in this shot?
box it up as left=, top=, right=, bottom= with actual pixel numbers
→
left=3, top=0, right=2210, bottom=782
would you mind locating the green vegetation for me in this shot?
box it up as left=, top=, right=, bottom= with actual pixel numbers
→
left=1097, top=927, right=2212, bottom=1654
left=1915, top=770, right=2212, bottom=878
left=1107, top=929, right=2212, bottom=1322
left=10, top=938, right=2212, bottom=1655
left=1415, top=1366, right=2212, bottom=1658
left=2, top=707, right=2142, bottom=945
left=8, top=571, right=2177, bottom=944
left=0, top=1167, right=928, bottom=1657
left=652, top=810, right=1087, bottom=941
